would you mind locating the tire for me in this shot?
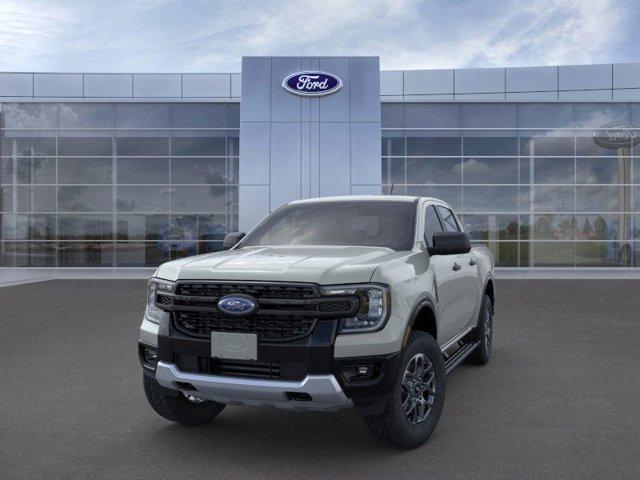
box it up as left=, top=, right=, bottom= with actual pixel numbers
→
left=364, top=331, right=446, bottom=449
left=143, top=374, right=226, bottom=426
left=468, top=294, right=493, bottom=365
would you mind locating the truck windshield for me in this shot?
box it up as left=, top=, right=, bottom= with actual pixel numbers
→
left=240, top=201, right=416, bottom=251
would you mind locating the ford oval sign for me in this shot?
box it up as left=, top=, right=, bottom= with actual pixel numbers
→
left=593, top=121, right=640, bottom=149
left=217, top=295, right=257, bottom=316
left=282, top=71, right=343, bottom=97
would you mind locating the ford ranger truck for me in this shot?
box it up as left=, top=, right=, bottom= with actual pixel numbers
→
left=139, top=196, right=494, bottom=448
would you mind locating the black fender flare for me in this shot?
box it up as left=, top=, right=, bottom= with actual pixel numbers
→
left=402, top=294, right=438, bottom=347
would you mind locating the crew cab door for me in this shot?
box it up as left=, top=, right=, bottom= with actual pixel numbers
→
left=424, top=204, right=479, bottom=344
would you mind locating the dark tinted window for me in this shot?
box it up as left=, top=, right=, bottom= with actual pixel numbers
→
left=424, top=205, right=443, bottom=247
left=436, top=205, right=460, bottom=232
left=242, top=201, right=416, bottom=251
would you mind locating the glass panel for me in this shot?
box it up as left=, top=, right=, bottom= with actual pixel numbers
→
left=2, top=136, right=56, bottom=156
left=533, top=214, right=575, bottom=240
left=406, top=131, right=461, bottom=156
left=463, top=134, right=518, bottom=156
left=58, top=242, right=114, bottom=267
left=227, top=130, right=239, bottom=157
left=170, top=241, right=198, bottom=259
left=533, top=186, right=574, bottom=212
left=576, top=157, right=630, bottom=184
left=171, top=186, right=230, bottom=213
left=518, top=104, right=573, bottom=129
left=13, top=214, right=55, bottom=240
left=533, top=158, right=574, bottom=184
left=519, top=241, right=531, bottom=267
left=532, top=242, right=575, bottom=267
left=574, top=103, right=630, bottom=128
left=406, top=104, right=460, bottom=128
left=462, top=214, right=519, bottom=240
left=228, top=157, right=238, bottom=184
left=16, top=157, right=56, bottom=184
left=519, top=215, right=531, bottom=240
left=0, top=186, right=12, bottom=211
left=116, top=186, right=170, bottom=212
left=576, top=214, right=630, bottom=241
left=464, top=104, right=517, bottom=128
left=2, top=104, right=58, bottom=128
left=462, top=157, right=517, bottom=184
left=576, top=135, right=630, bottom=156
left=58, top=137, right=113, bottom=156
left=435, top=205, right=459, bottom=232
left=406, top=158, right=461, bottom=184
left=381, top=130, right=404, bottom=156
left=115, top=242, right=169, bottom=267
left=576, top=186, right=631, bottom=212
left=171, top=133, right=226, bottom=156
left=169, top=215, right=197, bottom=241
left=58, top=214, right=113, bottom=240
left=381, top=103, right=404, bottom=128
left=116, top=136, right=169, bottom=156
left=171, top=158, right=227, bottom=184
left=634, top=215, right=640, bottom=240
left=1, top=157, right=12, bottom=183
left=634, top=158, right=640, bottom=183
left=198, top=242, right=224, bottom=255
left=463, top=186, right=518, bottom=212
left=58, top=186, right=113, bottom=212
left=405, top=186, right=462, bottom=211
left=424, top=205, right=443, bottom=246
left=170, top=103, right=227, bottom=128
left=116, top=214, right=170, bottom=240
left=576, top=242, right=632, bottom=267
left=228, top=103, right=240, bottom=127
left=58, top=103, right=113, bottom=128
left=17, top=186, right=56, bottom=212
left=116, top=158, right=170, bottom=184
left=58, top=158, right=112, bottom=184
left=480, top=241, right=518, bottom=267
left=114, top=104, right=170, bottom=128
left=2, top=242, right=56, bottom=267
left=197, top=214, right=228, bottom=240
left=519, top=134, right=574, bottom=156
left=382, top=158, right=405, bottom=185
left=519, top=157, right=530, bottom=184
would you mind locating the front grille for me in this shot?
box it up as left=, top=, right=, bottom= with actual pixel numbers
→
left=175, top=282, right=319, bottom=299
left=164, top=281, right=359, bottom=342
left=174, top=311, right=316, bottom=342
left=174, top=354, right=281, bottom=379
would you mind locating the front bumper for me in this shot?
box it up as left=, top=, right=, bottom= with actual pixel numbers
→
left=155, top=361, right=353, bottom=411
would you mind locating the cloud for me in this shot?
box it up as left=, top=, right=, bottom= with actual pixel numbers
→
left=0, top=0, right=637, bottom=72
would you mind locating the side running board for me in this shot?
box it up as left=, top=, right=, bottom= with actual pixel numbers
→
left=444, top=340, right=480, bottom=376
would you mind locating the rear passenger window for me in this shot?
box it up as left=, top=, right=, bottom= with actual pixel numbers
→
left=424, top=205, right=443, bottom=246
left=435, top=206, right=460, bottom=232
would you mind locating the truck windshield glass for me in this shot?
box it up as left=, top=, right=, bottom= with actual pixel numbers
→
left=240, top=201, right=416, bottom=251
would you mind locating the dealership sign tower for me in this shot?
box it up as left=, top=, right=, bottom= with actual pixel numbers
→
left=238, top=57, right=381, bottom=231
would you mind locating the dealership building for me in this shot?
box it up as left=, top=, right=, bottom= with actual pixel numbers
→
left=0, top=56, right=639, bottom=270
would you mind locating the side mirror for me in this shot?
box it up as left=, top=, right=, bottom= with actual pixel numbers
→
left=222, top=232, right=246, bottom=250
left=427, top=231, right=471, bottom=256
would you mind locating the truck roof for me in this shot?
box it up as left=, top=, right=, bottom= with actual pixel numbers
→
left=288, top=195, right=448, bottom=206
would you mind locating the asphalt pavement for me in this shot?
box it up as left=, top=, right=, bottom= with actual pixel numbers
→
left=1, top=279, right=639, bottom=480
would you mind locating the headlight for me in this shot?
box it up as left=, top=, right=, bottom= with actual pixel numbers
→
left=322, top=284, right=390, bottom=334
left=145, top=278, right=174, bottom=324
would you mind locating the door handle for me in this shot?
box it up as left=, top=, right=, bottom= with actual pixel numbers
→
left=469, top=258, right=477, bottom=266
left=452, top=262, right=461, bottom=271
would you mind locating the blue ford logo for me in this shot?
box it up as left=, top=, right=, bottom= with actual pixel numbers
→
left=282, top=71, right=343, bottom=97
left=217, top=295, right=257, bottom=316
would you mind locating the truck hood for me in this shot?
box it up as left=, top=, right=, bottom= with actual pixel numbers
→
left=154, top=245, right=407, bottom=285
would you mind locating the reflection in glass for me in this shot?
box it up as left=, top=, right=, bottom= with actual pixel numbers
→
left=463, top=136, right=518, bottom=156
left=381, top=103, right=404, bottom=128
left=170, top=103, right=227, bottom=128
left=2, top=242, right=56, bottom=267
left=575, top=214, right=629, bottom=241
left=532, top=242, right=575, bottom=267
left=461, top=214, right=518, bottom=240
left=59, top=214, right=113, bottom=240
left=463, top=186, right=518, bottom=212
left=406, top=158, right=461, bottom=184
left=114, top=104, right=170, bottom=128
left=58, top=137, right=113, bottom=156
left=116, top=158, right=170, bottom=184
left=2, top=103, right=58, bottom=128
left=518, top=104, right=573, bottom=129
left=406, top=132, right=461, bottom=156
left=533, top=158, right=574, bottom=184
left=405, top=186, right=462, bottom=210
left=533, top=214, right=575, bottom=240
left=576, top=242, right=632, bottom=267
left=58, top=104, right=113, bottom=128
left=16, top=157, right=56, bottom=184
left=58, top=158, right=112, bottom=184
left=171, top=158, right=227, bottom=184
left=58, top=186, right=113, bottom=212
left=171, top=186, right=231, bottom=213
left=115, top=242, right=169, bottom=267
left=382, top=158, right=405, bottom=185
left=3, top=137, right=56, bottom=156
left=116, top=214, right=170, bottom=241
left=171, top=135, right=226, bottom=156
left=462, top=157, right=517, bottom=184
left=381, top=131, right=404, bottom=156
left=58, top=242, right=114, bottom=267
left=116, top=136, right=169, bottom=156
left=533, top=186, right=574, bottom=212
left=576, top=157, right=629, bottom=184
left=14, top=214, right=55, bottom=240
left=17, top=186, right=56, bottom=212
left=576, top=186, right=630, bottom=212
left=519, top=135, right=573, bottom=156
left=406, top=104, right=460, bottom=128
left=116, top=186, right=171, bottom=213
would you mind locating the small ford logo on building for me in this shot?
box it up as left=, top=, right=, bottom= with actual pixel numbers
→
left=217, top=295, right=257, bottom=316
left=593, top=121, right=640, bottom=149
left=282, top=71, right=343, bottom=97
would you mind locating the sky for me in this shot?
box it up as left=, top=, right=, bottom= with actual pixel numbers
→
left=0, top=0, right=638, bottom=73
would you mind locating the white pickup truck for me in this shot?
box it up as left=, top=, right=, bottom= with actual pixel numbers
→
left=139, top=196, right=495, bottom=448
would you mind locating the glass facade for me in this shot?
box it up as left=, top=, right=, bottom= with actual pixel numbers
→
left=382, top=103, right=639, bottom=268
left=0, top=102, right=239, bottom=267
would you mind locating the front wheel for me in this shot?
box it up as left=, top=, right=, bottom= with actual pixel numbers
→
left=364, top=331, right=446, bottom=448
left=143, top=374, right=226, bottom=426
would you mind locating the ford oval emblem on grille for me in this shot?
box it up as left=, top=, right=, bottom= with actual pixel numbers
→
left=217, top=295, right=257, bottom=316
left=282, top=71, right=343, bottom=97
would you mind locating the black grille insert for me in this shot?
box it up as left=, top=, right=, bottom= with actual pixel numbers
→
left=174, top=311, right=316, bottom=342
